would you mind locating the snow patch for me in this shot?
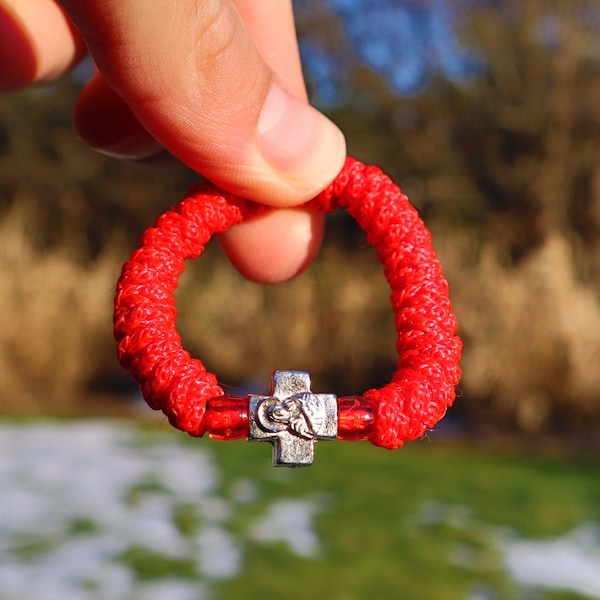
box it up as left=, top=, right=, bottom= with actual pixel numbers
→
left=501, top=524, right=600, bottom=598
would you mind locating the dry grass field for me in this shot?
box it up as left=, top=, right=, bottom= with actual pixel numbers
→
left=2, top=190, right=600, bottom=439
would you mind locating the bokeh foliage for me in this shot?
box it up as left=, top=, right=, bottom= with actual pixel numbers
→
left=0, top=1, right=599, bottom=438
left=301, top=0, right=600, bottom=436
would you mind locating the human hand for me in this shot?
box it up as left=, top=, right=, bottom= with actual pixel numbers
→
left=0, top=0, right=346, bottom=282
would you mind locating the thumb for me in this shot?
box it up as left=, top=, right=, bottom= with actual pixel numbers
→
left=58, top=0, right=346, bottom=206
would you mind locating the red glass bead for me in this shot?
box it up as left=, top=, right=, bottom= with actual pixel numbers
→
left=203, top=395, right=249, bottom=440
left=337, top=396, right=374, bottom=441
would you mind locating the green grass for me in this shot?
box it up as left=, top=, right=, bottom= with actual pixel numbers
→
left=118, top=545, right=198, bottom=581
left=2, top=420, right=597, bottom=599
left=201, top=436, right=599, bottom=600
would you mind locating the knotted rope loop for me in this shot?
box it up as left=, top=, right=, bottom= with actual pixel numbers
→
left=114, top=157, right=462, bottom=450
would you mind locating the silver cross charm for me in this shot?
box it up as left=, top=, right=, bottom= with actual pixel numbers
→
left=248, top=370, right=338, bottom=467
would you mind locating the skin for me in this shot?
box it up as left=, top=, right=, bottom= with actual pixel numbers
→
left=0, top=0, right=346, bottom=283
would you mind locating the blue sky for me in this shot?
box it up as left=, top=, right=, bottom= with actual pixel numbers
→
left=295, top=0, right=483, bottom=105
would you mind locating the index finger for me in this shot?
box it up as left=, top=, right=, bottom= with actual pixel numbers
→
left=0, top=0, right=85, bottom=91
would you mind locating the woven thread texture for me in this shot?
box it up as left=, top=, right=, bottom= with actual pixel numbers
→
left=114, top=157, right=462, bottom=449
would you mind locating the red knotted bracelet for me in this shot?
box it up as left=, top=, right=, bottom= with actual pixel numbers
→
left=113, top=157, right=462, bottom=466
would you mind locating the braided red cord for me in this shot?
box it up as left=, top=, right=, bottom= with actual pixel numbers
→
left=114, top=157, right=462, bottom=449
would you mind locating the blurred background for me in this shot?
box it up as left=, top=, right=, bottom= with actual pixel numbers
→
left=1, top=1, right=599, bottom=599
left=2, top=0, right=600, bottom=440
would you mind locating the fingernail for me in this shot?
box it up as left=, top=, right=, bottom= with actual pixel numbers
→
left=257, top=82, right=346, bottom=200
left=92, top=136, right=165, bottom=161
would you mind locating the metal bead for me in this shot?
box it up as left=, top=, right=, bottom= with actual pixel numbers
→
left=248, top=370, right=338, bottom=467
